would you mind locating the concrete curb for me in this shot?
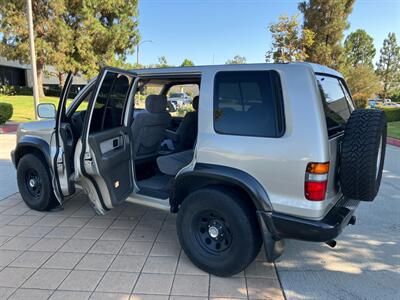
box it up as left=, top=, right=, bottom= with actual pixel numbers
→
left=387, top=137, right=400, bottom=147
left=0, top=123, right=19, bottom=134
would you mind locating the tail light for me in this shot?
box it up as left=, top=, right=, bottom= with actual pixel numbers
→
left=305, top=162, right=329, bottom=201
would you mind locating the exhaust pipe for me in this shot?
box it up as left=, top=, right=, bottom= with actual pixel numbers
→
left=325, top=240, right=337, bottom=248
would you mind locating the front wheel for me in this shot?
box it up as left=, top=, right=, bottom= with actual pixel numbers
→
left=177, top=187, right=262, bottom=277
left=17, top=154, right=59, bottom=211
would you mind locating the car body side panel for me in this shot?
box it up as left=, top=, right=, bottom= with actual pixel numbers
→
left=13, top=135, right=53, bottom=167
left=17, top=120, right=55, bottom=146
left=197, top=64, right=332, bottom=220
left=14, top=63, right=345, bottom=221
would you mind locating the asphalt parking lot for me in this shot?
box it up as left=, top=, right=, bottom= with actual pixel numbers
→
left=0, top=133, right=399, bottom=299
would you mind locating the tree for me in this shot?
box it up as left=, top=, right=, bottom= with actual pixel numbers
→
left=0, top=0, right=139, bottom=96
left=157, top=56, right=171, bottom=68
left=181, top=59, right=195, bottom=67
left=225, top=55, right=246, bottom=64
left=265, top=14, right=314, bottom=63
left=158, top=56, right=168, bottom=66
left=389, top=89, right=400, bottom=102
left=299, top=0, right=355, bottom=69
left=344, top=29, right=376, bottom=68
left=344, top=65, right=381, bottom=108
left=0, top=1, right=63, bottom=96
left=376, top=33, right=400, bottom=98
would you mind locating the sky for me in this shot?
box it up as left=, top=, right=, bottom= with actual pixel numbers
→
left=127, top=0, right=400, bottom=66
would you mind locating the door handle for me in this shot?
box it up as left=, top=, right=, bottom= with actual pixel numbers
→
left=112, top=138, right=119, bottom=148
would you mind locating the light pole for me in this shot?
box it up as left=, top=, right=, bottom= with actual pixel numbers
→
left=26, top=0, right=39, bottom=119
left=136, top=40, right=152, bottom=65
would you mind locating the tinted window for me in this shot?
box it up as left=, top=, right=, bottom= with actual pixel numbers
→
left=90, top=72, right=132, bottom=133
left=316, top=75, right=351, bottom=137
left=214, top=71, right=284, bottom=137
left=170, top=93, right=184, bottom=98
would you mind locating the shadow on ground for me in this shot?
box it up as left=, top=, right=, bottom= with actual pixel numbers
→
left=275, top=146, right=400, bottom=300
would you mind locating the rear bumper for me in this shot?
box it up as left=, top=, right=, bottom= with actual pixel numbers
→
left=260, top=197, right=359, bottom=243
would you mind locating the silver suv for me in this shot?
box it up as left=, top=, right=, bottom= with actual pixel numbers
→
left=11, top=63, right=387, bottom=277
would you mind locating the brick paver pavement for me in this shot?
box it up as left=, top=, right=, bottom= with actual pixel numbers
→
left=0, top=192, right=284, bottom=300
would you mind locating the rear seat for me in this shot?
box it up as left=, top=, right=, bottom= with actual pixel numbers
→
left=156, top=150, right=194, bottom=176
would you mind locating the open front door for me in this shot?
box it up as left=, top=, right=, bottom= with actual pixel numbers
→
left=78, top=67, right=137, bottom=214
left=52, top=72, right=75, bottom=204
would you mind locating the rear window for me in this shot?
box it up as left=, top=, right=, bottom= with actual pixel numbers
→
left=316, top=75, right=352, bottom=137
left=213, top=71, right=284, bottom=137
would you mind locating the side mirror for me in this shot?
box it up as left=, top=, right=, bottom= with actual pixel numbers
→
left=37, top=103, right=56, bottom=119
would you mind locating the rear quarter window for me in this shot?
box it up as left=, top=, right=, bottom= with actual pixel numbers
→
left=213, top=70, right=284, bottom=137
left=316, top=75, right=352, bottom=137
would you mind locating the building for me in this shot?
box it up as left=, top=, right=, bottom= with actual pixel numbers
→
left=0, top=57, right=28, bottom=86
left=0, top=57, right=87, bottom=88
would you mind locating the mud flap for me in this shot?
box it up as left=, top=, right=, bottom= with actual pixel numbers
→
left=257, top=212, right=285, bottom=262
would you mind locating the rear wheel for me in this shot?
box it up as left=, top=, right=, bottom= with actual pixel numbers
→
left=177, top=187, right=262, bottom=277
left=340, top=109, right=387, bottom=201
left=17, top=154, right=59, bottom=211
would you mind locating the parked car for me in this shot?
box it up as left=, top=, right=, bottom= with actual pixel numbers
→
left=382, top=102, right=400, bottom=108
left=370, top=98, right=393, bottom=106
left=368, top=99, right=377, bottom=108
left=11, top=63, right=387, bottom=277
left=168, top=92, right=192, bottom=108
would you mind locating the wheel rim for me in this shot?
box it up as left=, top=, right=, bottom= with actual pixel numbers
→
left=25, top=168, right=42, bottom=199
left=193, top=210, right=232, bottom=254
left=376, top=134, right=383, bottom=179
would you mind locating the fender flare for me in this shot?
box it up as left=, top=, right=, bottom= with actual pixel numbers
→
left=13, top=136, right=51, bottom=168
left=171, top=163, right=273, bottom=212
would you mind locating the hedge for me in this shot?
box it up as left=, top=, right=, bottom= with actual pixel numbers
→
left=0, top=103, right=13, bottom=124
left=380, top=107, right=400, bottom=122
left=0, top=85, right=34, bottom=96
left=0, top=84, right=85, bottom=97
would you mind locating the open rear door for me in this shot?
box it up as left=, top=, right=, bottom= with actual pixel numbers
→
left=78, top=67, right=137, bottom=214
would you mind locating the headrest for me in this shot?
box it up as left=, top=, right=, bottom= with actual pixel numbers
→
left=145, top=95, right=167, bottom=113
left=192, top=95, right=199, bottom=111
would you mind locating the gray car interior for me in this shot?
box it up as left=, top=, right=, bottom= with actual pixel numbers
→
left=68, top=77, right=200, bottom=199
left=134, top=91, right=198, bottom=199
left=157, top=149, right=194, bottom=176
left=166, top=95, right=199, bottom=152
left=130, top=94, right=171, bottom=161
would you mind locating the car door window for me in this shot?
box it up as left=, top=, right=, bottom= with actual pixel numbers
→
left=90, top=72, right=132, bottom=133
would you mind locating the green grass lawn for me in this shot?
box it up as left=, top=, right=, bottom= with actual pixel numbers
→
left=387, top=121, right=400, bottom=139
left=1, top=95, right=185, bottom=123
left=0, top=95, right=68, bottom=123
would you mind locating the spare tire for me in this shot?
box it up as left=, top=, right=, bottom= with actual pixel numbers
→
left=340, top=109, right=387, bottom=201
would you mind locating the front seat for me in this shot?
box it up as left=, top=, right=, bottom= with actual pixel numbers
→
left=167, top=95, right=199, bottom=151
left=131, top=95, right=171, bottom=161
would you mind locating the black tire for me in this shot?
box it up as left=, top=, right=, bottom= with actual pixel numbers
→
left=340, top=109, right=387, bottom=201
left=177, top=187, right=262, bottom=277
left=17, top=154, right=59, bottom=211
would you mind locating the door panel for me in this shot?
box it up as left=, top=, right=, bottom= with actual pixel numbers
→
left=87, top=126, right=133, bottom=206
left=79, top=67, right=137, bottom=211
